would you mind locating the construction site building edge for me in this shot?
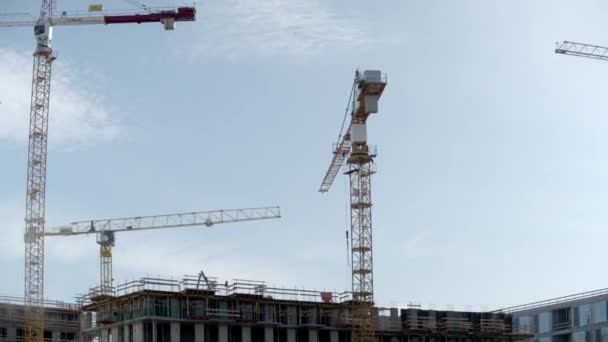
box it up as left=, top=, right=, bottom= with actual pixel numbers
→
left=0, top=275, right=531, bottom=342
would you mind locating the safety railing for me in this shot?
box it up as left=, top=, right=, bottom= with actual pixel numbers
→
left=553, top=321, right=572, bottom=331
left=0, top=295, right=78, bottom=311
left=438, top=317, right=473, bottom=334
left=494, top=287, right=608, bottom=313
left=79, top=274, right=352, bottom=306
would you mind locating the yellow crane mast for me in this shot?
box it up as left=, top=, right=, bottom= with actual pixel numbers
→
left=319, top=70, right=387, bottom=342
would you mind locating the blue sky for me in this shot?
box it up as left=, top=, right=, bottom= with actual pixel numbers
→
left=2, top=0, right=608, bottom=311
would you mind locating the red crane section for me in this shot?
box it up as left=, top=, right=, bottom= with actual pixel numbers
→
left=104, top=7, right=195, bottom=25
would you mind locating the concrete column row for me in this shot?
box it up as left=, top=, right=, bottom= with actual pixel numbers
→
left=111, top=322, right=333, bottom=342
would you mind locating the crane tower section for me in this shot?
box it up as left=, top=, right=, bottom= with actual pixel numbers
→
left=319, top=70, right=386, bottom=342
left=24, top=1, right=56, bottom=342
left=348, top=71, right=386, bottom=342
left=348, top=70, right=386, bottom=305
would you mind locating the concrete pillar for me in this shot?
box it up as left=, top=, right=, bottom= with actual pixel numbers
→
left=111, top=328, right=119, bottom=342
left=330, top=331, right=339, bottom=342
left=264, top=327, right=273, bottom=342
left=124, top=325, right=130, bottom=342
left=308, top=330, right=318, bottom=342
left=195, top=324, right=205, bottom=342
left=170, top=323, right=181, bottom=342
left=52, top=331, right=61, bottom=342
left=287, top=307, right=297, bottom=326
left=152, top=321, right=158, bottom=342
left=101, top=330, right=110, bottom=342
left=133, top=322, right=144, bottom=342
left=242, top=327, right=252, bottom=342
left=287, top=329, right=296, bottom=342
left=219, top=325, right=228, bottom=342
left=7, top=328, right=16, bottom=342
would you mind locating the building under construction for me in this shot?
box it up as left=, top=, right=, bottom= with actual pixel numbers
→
left=68, top=275, right=531, bottom=342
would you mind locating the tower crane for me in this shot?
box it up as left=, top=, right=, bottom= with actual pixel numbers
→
left=44, top=206, right=281, bottom=300
left=0, top=3, right=196, bottom=342
left=319, top=70, right=387, bottom=342
left=556, top=41, right=608, bottom=61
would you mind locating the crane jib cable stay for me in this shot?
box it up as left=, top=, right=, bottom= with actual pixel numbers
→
left=0, top=2, right=196, bottom=341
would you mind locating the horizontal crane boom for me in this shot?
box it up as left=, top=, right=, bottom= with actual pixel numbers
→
left=555, top=41, right=608, bottom=61
left=0, top=7, right=195, bottom=28
left=45, top=206, right=280, bottom=299
left=45, top=206, right=281, bottom=236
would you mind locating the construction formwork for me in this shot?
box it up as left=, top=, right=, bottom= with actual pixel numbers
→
left=0, top=296, right=80, bottom=342
left=76, top=276, right=531, bottom=342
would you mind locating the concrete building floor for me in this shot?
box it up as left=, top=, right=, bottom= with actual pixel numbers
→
left=0, top=296, right=79, bottom=342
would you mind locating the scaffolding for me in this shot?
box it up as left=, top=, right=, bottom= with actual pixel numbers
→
left=75, top=275, right=532, bottom=342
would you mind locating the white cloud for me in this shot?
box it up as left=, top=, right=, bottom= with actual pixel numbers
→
left=190, top=0, right=374, bottom=59
left=0, top=48, right=121, bottom=148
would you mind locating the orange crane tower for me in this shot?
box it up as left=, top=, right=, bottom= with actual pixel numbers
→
left=319, top=70, right=387, bottom=342
left=0, top=3, right=196, bottom=342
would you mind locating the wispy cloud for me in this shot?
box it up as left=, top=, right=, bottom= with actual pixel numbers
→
left=189, top=0, right=376, bottom=59
left=0, top=48, right=122, bottom=149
